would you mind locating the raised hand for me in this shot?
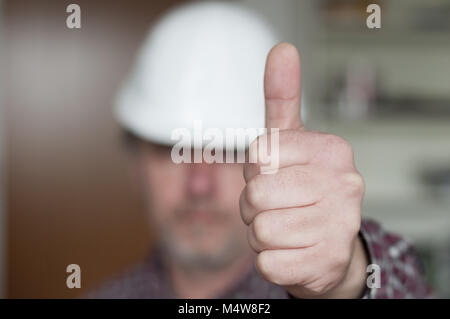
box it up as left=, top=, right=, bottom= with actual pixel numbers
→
left=240, top=43, right=368, bottom=298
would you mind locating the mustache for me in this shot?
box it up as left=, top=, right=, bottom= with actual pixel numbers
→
left=173, top=200, right=229, bottom=221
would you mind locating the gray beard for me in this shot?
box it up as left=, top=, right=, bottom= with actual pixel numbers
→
left=158, top=228, right=246, bottom=273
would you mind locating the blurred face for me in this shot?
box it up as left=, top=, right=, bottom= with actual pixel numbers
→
left=136, top=143, right=249, bottom=271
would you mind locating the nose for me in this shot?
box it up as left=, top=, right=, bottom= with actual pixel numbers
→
left=187, top=162, right=216, bottom=198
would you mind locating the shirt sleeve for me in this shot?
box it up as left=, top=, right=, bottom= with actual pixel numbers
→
left=359, top=218, right=435, bottom=299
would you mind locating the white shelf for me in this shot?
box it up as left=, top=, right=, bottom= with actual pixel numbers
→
left=363, top=198, right=450, bottom=245
left=315, top=118, right=450, bottom=245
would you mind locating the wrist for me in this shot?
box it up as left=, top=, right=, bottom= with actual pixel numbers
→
left=327, top=235, right=369, bottom=298
left=286, top=235, right=370, bottom=299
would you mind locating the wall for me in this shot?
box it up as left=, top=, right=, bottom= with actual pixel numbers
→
left=0, top=0, right=6, bottom=299
left=5, top=0, right=182, bottom=298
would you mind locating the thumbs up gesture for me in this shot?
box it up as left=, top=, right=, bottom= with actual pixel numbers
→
left=240, top=43, right=368, bottom=298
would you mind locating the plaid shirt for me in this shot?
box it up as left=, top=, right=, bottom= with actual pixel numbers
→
left=87, top=219, right=434, bottom=299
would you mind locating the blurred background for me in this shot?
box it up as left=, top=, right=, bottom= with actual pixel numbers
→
left=0, top=0, right=449, bottom=298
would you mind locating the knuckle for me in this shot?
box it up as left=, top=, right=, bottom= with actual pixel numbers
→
left=256, top=251, right=276, bottom=282
left=239, top=190, right=251, bottom=224
left=252, top=213, right=272, bottom=247
left=247, top=226, right=259, bottom=251
left=340, top=172, right=365, bottom=197
left=256, top=251, right=297, bottom=286
left=245, top=176, right=265, bottom=209
left=325, top=134, right=354, bottom=162
left=324, top=134, right=345, bottom=147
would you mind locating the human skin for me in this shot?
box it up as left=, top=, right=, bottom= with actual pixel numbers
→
left=135, top=143, right=254, bottom=298
left=240, top=42, right=368, bottom=298
left=135, top=42, right=368, bottom=299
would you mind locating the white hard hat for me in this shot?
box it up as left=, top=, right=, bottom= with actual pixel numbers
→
left=114, top=1, right=279, bottom=148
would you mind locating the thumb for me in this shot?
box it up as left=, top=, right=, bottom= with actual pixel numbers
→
left=264, top=42, right=303, bottom=131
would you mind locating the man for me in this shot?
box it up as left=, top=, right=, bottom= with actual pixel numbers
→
left=88, top=2, right=432, bottom=299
